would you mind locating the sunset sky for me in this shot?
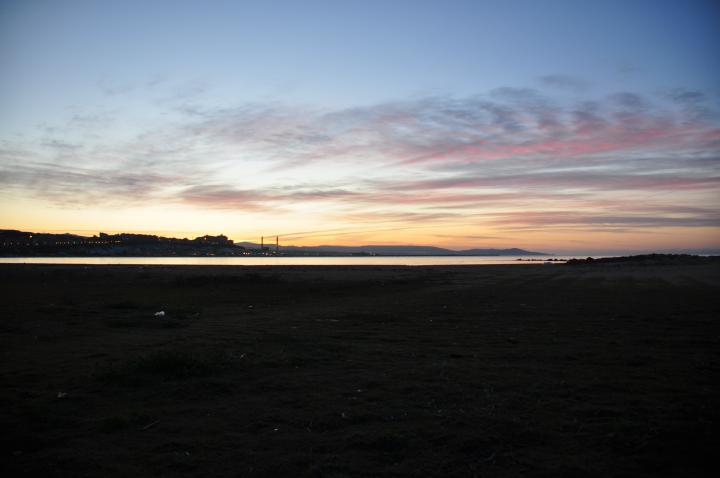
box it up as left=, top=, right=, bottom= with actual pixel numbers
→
left=1, top=0, right=719, bottom=254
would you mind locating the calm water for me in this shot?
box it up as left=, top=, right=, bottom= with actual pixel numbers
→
left=0, top=256, right=595, bottom=266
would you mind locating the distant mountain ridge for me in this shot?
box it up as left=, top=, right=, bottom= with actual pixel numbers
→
left=236, top=242, right=549, bottom=256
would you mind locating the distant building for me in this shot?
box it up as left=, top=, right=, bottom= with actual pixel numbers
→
left=194, top=235, right=234, bottom=246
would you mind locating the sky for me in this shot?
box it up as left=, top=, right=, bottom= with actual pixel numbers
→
left=1, top=0, right=719, bottom=254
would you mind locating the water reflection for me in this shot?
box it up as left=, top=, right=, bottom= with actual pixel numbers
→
left=0, top=256, right=591, bottom=266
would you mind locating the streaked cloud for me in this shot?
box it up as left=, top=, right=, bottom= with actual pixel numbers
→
left=1, top=84, right=718, bottom=248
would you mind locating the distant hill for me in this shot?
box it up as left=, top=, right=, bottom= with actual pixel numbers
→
left=459, top=247, right=545, bottom=256
left=237, top=242, right=548, bottom=256
left=565, top=254, right=720, bottom=266
left=1, top=229, right=549, bottom=257
left=0, top=229, right=238, bottom=257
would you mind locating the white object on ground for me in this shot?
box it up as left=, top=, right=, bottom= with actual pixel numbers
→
left=154, top=311, right=165, bottom=317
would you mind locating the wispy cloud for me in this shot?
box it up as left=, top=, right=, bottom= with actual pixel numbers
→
left=2, top=83, right=719, bottom=242
left=0, top=160, right=182, bottom=206
left=171, top=89, right=719, bottom=172
left=178, top=185, right=358, bottom=211
left=488, top=211, right=720, bottom=229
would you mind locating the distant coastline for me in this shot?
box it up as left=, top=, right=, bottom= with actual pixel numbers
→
left=0, top=229, right=548, bottom=257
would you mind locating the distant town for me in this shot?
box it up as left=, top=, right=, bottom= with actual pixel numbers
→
left=0, top=230, right=245, bottom=257
left=0, top=230, right=547, bottom=257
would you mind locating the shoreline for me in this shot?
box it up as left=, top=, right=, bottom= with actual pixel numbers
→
left=0, top=257, right=568, bottom=267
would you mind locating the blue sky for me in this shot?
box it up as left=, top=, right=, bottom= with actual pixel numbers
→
left=3, top=0, right=718, bottom=122
left=1, top=0, right=719, bottom=253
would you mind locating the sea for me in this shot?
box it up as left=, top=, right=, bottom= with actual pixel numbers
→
left=0, top=256, right=598, bottom=266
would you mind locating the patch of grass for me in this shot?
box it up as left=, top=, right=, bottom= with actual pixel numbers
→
left=106, top=316, right=191, bottom=329
left=98, top=416, right=131, bottom=433
left=98, top=412, right=153, bottom=432
left=101, top=349, right=236, bottom=384
left=105, top=307, right=201, bottom=329
left=133, top=350, right=227, bottom=377
left=106, top=300, right=142, bottom=310
left=342, top=312, right=400, bottom=325
left=174, top=273, right=281, bottom=287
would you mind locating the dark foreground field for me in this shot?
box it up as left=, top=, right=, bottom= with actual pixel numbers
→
left=1, top=264, right=719, bottom=477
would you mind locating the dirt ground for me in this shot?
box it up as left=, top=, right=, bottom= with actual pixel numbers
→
left=1, top=263, right=719, bottom=477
